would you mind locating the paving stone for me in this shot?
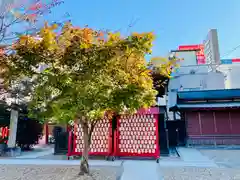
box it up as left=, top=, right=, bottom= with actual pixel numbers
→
left=159, top=167, right=240, bottom=180
left=0, top=165, right=121, bottom=180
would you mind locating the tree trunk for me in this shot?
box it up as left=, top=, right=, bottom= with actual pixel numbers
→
left=79, top=122, right=90, bottom=175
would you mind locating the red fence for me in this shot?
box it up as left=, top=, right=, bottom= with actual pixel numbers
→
left=67, top=107, right=160, bottom=161
left=67, top=117, right=112, bottom=157
left=113, top=114, right=160, bottom=159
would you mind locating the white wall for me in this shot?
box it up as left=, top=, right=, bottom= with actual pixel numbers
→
left=218, top=64, right=240, bottom=89
left=172, top=64, right=209, bottom=77
left=167, top=66, right=225, bottom=112
left=175, top=51, right=197, bottom=66
left=169, top=65, right=225, bottom=92
left=205, top=72, right=225, bottom=90
left=157, top=96, right=166, bottom=106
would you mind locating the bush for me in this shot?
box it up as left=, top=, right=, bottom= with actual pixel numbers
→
left=16, top=115, right=43, bottom=150
left=0, top=102, right=43, bottom=150
left=0, top=102, right=10, bottom=128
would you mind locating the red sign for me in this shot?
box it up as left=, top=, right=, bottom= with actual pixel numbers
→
left=232, top=59, right=240, bottom=63
left=179, top=45, right=202, bottom=51
left=178, top=44, right=205, bottom=64
left=0, top=127, right=9, bottom=143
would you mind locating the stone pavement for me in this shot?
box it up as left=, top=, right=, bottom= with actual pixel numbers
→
left=1, top=147, right=222, bottom=180
left=15, top=145, right=54, bottom=159
left=0, top=165, right=120, bottom=180
left=0, top=161, right=238, bottom=180
left=0, top=159, right=123, bottom=167
left=159, top=167, right=240, bottom=180
left=200, top=148, right=240, bottom=168
left=0, top=158, right=220, bottom=180
left=176, top=147, right=217, bottom=167
left=120, top=160, right=162, bottom=180
left=0, top=159, right=162, bottom=180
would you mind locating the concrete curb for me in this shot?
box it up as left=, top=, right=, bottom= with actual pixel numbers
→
left=116, top=162, right=124, bottom=180
left=15, top=148, right=54, bottom=159
left=0, top=159, right=123, bottom=167
left=159, top=160, right=218, bottom=168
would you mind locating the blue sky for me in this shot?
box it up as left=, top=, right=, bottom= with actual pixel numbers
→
left=48, top=0, right=240, bottom=59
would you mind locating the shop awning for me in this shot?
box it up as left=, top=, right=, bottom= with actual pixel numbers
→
left=178, top=89, right=240, bottom=100
left=176, top=102, right=240, bottom=109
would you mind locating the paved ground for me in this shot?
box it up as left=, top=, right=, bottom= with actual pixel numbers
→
left=159, top=167, right=240, bottom=180
left=121, top=160, right=160, bottom=180
left=200, top=149, right=240, bottom=168
left=0, top=159, right=123, bottom=167
left=176, top=147, right=217, bottom=167
left=4, top=146, right=240, bottom=179
left=16, top=146, right=54, bottom=159
left=38, top=154, right=69, bottom=160
left=1, top=163, right=240, bottom=180
left=0, top=165, right=121, bottom=180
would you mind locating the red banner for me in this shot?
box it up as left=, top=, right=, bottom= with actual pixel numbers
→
left=0, top=127, right=9, bottom=143
left=232, top=59, right=240, bottom=63
left=179, top=45, right=201, bottom=50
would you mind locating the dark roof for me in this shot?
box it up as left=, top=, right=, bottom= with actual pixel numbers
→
left=177, top=89, right=240, bottom=100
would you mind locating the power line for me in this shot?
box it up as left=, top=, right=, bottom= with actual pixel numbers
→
left=221, top=44, right=240, bottom=58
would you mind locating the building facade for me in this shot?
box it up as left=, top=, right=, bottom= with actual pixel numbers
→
left=175, top=90, right=240, bottom=145
left=203, top=29, right=221, bottom=65
left=218, top=63, right=240, bottom=89
left=167, top=64, right=225, bottom=109
left=177, top=29, right=220, bottom=67
left=167, top=29, right=223, bottom=116
left=164, top=29, right=240, bottom=146
left=178, top=45, right=205, bottom=64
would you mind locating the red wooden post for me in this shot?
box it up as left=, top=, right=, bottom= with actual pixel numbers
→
left=66, top=124, right=71, bottom=132
left=112, top=117, right=119, bottom=157
left=155, top=114, right=160, bottom=159
left=45, top=123, right=49, bottom=144
left=108, top=120, right=113, bottom=156
left=67, top=130, right=72, bottom=160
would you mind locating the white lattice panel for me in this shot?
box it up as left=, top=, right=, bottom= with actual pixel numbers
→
left=118, top=114, right=158, bottom=154
left=74, top=118, right=110, bottom=153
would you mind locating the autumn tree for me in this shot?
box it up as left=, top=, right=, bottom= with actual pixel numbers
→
left=0, top=0, right=64, bottom=149
left=149, top=56, right=179, bottom=97
left=0, top=0, right=64, bottom=46
left=1, top=23, right=157, bottom=174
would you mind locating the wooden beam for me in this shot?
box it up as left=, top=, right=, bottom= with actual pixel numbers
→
left=229, top=112, right=233, bottom=134
left=45, top=123, right=49, bottom=145
left=198, top=112, right=202, bottom=135
left=213, top=112, right=217, bottom=133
